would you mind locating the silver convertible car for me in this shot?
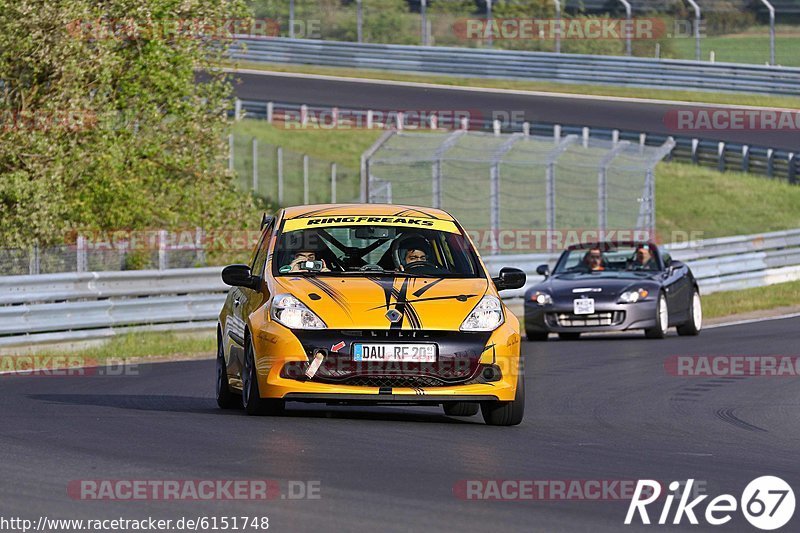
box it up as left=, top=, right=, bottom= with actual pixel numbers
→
left=524, top=241, right=702, bottom=340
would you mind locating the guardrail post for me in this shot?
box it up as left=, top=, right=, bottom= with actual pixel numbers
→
left=300, top=104, right=308, bottom=127
left=493, top=119, right=501, bottom=136
left=742, top=145, right=750, bottom=173
left=522, top=121, right=530, bottom=136
left=303, top=154, right=309, bottom=204
left=717, top=141, right=726, bottom=172
left=612, top=129, right=619, bottom=144
left=277, top=147, right=284, bottom=204
left=691, top=138, right=699, bottom=164
left=331, top=163, right=337, bottom=203
left=789, top=153, right=798, bottom=185
left=234, top=98, right=242, bottom=121
left=397, top=111, right=404, bottom=131
left=266, top=102, right=273, bottom=123
left=252, top=137, right=258, bottom=192
left=582, top=127, right=589, bottom=148
left=766, top=148, right=774, bottom=177
left=554, top=124, right=561, bottom=141
left=430, top=113, right=438, bottom=130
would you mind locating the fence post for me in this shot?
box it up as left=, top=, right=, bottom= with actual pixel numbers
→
left=252, top=137, right=258, bottom=192
left=685, top=0, right=702, bottom=61
left=76, top=235, right=87, bottom=272
left=420, top=0, right=429, bottom=45
left=759, top=0, right=776, bottom=65
left=303, top=154, right=309, bottom=204
left=486, top=0, right=493, bottom=48
left=432, top=161, right=442, bottom=209
left=331, top=163, right=337, bottom=203
left=546, top=164, right=556, bottom=241
left=289, top=0, right=295, bottom=39
left=277, top=147, right=284, bottom=204
left=597, top=141, right=630, bottom=233
left=357, top=0, right=363, bottom=43
left=553, top=0, right=562, bottom=53
left=619, top=0, right=632, bottom=56
left=195, top=227, right=205, bottom=266
left=158, top=230, right=167, bottom=270
left=228, top=133, right=234, bottom=172
left=489, top=164, right=500, bottom=254
left=29, top=244, right=40, bottom=275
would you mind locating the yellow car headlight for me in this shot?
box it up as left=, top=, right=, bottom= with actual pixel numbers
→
left=460, top=295, right=504, bottom=332
left=270, top=294, right=326, bottom=330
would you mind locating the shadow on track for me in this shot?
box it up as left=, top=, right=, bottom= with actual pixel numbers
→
left=27, top=394, right=481, bottom=424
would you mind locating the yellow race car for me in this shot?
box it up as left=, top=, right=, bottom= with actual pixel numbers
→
left=216, top=204, right=527, bottom=425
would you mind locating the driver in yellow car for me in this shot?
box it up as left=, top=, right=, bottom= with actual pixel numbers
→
left=397, top=236, right=433, bottom=271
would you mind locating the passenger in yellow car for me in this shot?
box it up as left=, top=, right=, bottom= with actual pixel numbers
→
left=287, top=250, right=330, bottom=272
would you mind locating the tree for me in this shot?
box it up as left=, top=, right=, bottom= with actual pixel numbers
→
left=0, top=0, right=252, bottom=248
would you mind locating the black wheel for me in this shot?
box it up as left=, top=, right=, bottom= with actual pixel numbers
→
left=677, top=289, right=702, bottom=336
left=526, top=330, right=549, bottom=341
left=481, top=372, right=525, bottom=426
left=644, top=292, right=669, bottom=339
left=242, top=334, right=284, bottom=416
left=443, top=402, right=480, bottom=417
left=558, top=332, right=581, bottom=341
left=216, top=334, right=240, bottom=409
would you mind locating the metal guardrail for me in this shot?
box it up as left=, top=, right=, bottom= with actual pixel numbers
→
left=239, top=99, right=799, bottom=183
left=230, top=37, right=800, bottom=97
left=1, top=229, right=799, bottom=347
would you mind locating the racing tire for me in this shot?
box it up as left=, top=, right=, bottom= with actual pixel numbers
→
left=526, top=330, right=549, bottom=341
left=443, top=402, right=480, bottom=417
left=677, top=289, right=702, bottom=336
left=216, top=337, right=241, bottom=409
left=242, top=334, right=285, bottom=416
left=558, top=332, right=581, bottom=341
left=481, top=373, right=525, bottom=426
left=644, top=292, right=669, bottom=339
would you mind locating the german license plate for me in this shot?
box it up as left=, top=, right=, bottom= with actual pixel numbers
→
left=573, top=298, right=595, bottom=315
left=352, top=343, right=436, bottom=362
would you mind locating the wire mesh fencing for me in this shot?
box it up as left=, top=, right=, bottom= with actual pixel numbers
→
left=229, top=134, right=360, bottom=206
left=364, top=130, right=674, bottom=255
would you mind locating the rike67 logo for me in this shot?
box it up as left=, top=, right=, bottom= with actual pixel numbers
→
left=625, top=477, right=795, bottom=530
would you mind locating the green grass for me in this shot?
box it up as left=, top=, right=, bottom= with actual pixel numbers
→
left=656, top=162, right=800, bottom=240
left=703, top=279, right=800, bottom=319
left=671, top=29, right=800, bottom=67
left=24, top=331, right=214, bottom=361
left=230, top=61, right=800, bottom=110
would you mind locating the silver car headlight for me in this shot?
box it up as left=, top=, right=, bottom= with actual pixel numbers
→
left=619, top=288, right=650, bottom=303
left=460, top=295, right=504, bottom=332
left=270, top=294, right=326, bottom=329
left=530, top=291, right=553, bottom=305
